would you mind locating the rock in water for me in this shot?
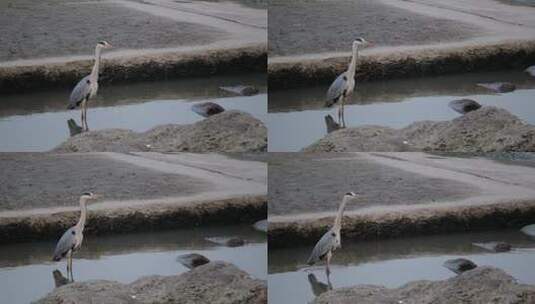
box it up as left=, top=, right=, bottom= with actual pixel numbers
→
left=206, top=236, right=246, bottom=247
left=220, top=85, right=259, bottom=96
left=324, top=114, right=341, bottom=133
left=191, top=102, right=225, bottom=118
left=177, top=253, right=210, bottom=269
left=477, top=82, right=516, bottom=93
left=473, top=242, right=512, bottom=253
left=443, top=258, right=477, bottom=274
left=253, top=219, right=268, bottom=233
left=521, top=224, right=535, bottom=238
left=448, top=99, right=482, bottom=114
left=526, top=65, right=535, bottom=77
left=227, top=237, right=246, bottom=247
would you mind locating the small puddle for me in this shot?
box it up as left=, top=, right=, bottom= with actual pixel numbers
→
left=0, top=73, right=266, bottom=152
left=268, top=230, right=535, bottom=304
left=0, top=224, right=266, bottom=304
left=268, top=71, right=535, bottom=151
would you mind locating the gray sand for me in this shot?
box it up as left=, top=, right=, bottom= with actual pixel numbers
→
left=0, top=153, right=209, bottom=211
left=268, top=153, right=478, bottom=216
left=0, top=0, right=224, bottom=61
left=268, top=0, right=482, bottom=56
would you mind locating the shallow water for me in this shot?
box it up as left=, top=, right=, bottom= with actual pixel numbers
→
left=0, top=225, right=266, bottom=304
left=268, top=71, right=535, bottom=152
left=0, top=74, right=266, bottom=152
left=268, top=230, right=535, bottom=304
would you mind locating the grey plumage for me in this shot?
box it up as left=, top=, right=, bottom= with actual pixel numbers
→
left=307, top=228, right=337, bottom=265
left=53, top=227, right=76, bottom=261
left=68, top=75, right=92, bottom=110
left=326, top=72, right=348, bottom=108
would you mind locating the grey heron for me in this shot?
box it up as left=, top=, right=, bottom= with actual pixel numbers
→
left=68, top=41, right=112, bottom=132
left=307, top=192, right=357, bottom=276
left=326, top=38, right=370, bottom=128
left=52, top=192, right=101, bottom=280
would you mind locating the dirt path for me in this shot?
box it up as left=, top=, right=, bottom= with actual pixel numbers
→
left=0, top=0, right=266, bottom=67
left=269, top=152, right=535, bottom=222
left=269, top=0, right=535, bottom=62
left=0, top=152, right=266, bottom=216
left=269, top=0, right=481, bottom=57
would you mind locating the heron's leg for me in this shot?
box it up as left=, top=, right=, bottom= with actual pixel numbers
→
left=80, top=103, right=85, bottom=132
left=83, top=99, right=89, bottom=131
left=69, top=253, right=74, bottom=282
left=341, top=99, right=346, bottom=128
left=66, top=250, right=72, bottom=281
left=338, top=105, right=342, bottom=126
left=325, top=251, right=332, bottom=277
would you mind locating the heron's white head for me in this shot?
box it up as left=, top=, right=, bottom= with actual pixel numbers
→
left=80, top=192, right=101, bottom=202
left=353, top=38, right=369, bottom=49
left=343, top=192, right=361, bottom=202
left=96, top=41, right=112, bottom=49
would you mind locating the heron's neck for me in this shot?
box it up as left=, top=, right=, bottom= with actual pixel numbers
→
left=347, top=45, right=359, bottom=78
left=76, top=198, right=88, bottom=230
left=333, top=197, right=348, bottom=231
left=90, top=46, right=102, bottom=82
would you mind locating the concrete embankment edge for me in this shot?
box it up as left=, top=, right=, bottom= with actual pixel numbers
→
left=268, top=41, right=535, bottom=90
left=269, top=200, right=535, bottom=249
left=0, top=195, right=266, bottom=244
left=0, top=45, right=266, bottom=93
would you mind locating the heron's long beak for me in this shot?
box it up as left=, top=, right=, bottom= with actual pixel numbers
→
left=92, top=194, right=102, bottom=199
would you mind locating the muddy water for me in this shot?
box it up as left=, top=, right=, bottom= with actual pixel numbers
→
left=268, top=71, right=535, bottom=152
left=268, top=230, right=535, bottom=304
left=0, top=74, right=266, bottom=151
left=0, top=225, right=266, bottom=304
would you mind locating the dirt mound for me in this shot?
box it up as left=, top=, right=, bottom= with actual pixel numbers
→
left=304, top=107, right=535, bottom=152
left=36, top=262, right=266, bottom=304
left=53, top=110, right=267, bottom=153
left=314, top=267, right=535, bottom=304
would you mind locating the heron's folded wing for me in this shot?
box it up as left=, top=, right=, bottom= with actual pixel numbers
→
left=307, top=229, right=336, bottom=265
left=68, top=75, right=92, bottom=109
left=326, top=72, right=347, bottom=107
left=53, top=227, right=76, bottom=261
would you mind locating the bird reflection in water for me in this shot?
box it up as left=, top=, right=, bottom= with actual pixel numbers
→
left=324, top=114, right=342, bottom=134
left=52, top=269, right=71, bottom=287
left=67, top=119, right=83, bottom=137
left=307, top=273, right=333, bottom=296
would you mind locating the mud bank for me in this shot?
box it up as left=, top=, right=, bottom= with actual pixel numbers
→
left=53, top=110, right=267, bottom=153
left=268, top=200, right=535, bottom=249
left=0, top=45, right=266, bottom=93
left=268, top=41, right=535, bottom=90
left=304, top=107, right=535, bottom=152
left=36, top=261, right=266, bottom=304
left=0, top=195, right=266, bottom=245
left=313, top=266, right=535, bottom=304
